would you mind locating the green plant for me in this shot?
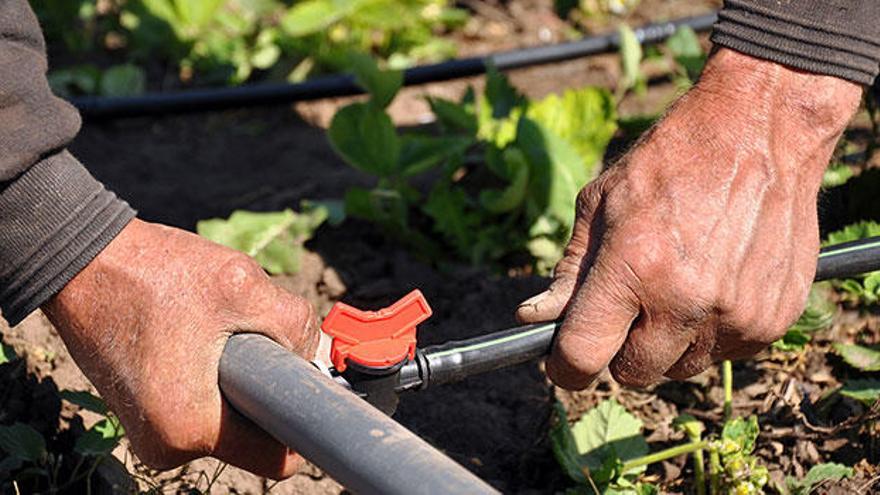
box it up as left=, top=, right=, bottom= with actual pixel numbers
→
left=707, top=416, right=769, bottom=495
left=772, top=283, right=836, bottom=352
left=329, top=57, right=617, bottom=272
left=196, top=202, right=336, bottom=275
left=663, top=26, right=706, bottom=88
left=112, top=0, right=466, bottom=84
left=0, top=391, right=124, bottom=493
left=48, top=63, right=147, bottom=98
left=778, top=463, right=854, bottom=495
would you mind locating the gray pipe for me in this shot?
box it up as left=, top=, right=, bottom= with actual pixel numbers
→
left=219, top=333, right=498, bottom=495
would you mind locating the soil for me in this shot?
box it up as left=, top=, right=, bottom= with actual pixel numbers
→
left=5, top=0, right=880, bottom=493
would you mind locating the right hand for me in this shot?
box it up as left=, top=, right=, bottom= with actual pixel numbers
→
left=43, top=219, right=319, bottom=478
left=517, top=49, right=861, bottom=390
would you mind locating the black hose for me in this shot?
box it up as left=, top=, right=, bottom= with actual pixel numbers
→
left=404, top=235, right=880, bottom=389
left=70, top=12, right=718, bottom=119
left=219, top=334, right=498, bottom=495
left=816, top=236, right=880, bottom=281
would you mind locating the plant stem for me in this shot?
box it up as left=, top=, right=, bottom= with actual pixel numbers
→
left=722, top=360, right=733, bottom=421
left=709, top=450, right=720, bottom=495
left=694, top=447, right=706, bottom=495
left=620, top=440, right=709, bottom=473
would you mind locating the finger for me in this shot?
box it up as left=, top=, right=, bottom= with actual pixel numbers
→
left=663, top=327, right=716, bottom=380
left=213, top=399, right=302, bottom=479
left=547, top=258, right=640, bottom=390
left=516, top=183, right=607, bottom=324
left=237, top=280, right=320, bottom=359
left=609, top=314, right=696, bottom=387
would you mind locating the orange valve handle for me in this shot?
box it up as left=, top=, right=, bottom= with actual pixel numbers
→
left=321, top=290, right=432, bottom=372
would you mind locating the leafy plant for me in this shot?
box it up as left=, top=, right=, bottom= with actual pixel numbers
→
left=550, top=400, right=655, bottom=493
left=839, top=378, right=880, bottom=406
left=329, top=57, right=616, bottom=271
left=707, top=416, right=769, bottom=495
left=0, top=391, right=124, bottom=492
left=49, top=63, right=147, bottom=98
left=834, top=342, right=880, bottom=372
left=779, top=463, right=854, bottom=495
left=197, top=202, right=334, bottom=275
left=773, top=283, right=836, bottom=352
left=110, top=0, right=466, bottom=84
left=663, top=26, right=705, bottom=87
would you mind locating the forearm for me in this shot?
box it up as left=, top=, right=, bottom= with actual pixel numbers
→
left=0, top=0, right=134, bottom=326
left=712, top=0, right=880, bottom=85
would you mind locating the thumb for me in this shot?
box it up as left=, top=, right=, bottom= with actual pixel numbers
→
left=547, top=256, right=640, bottom=390
left=516, top=184, right=607, bottom=324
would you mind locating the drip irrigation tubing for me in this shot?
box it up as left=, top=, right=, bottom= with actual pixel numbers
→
left=403, top=235, right=880, bottom=389
left=70, top=11, right=718, bottom=119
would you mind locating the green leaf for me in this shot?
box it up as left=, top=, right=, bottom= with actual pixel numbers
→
left=517, top=117, right=591, bottom=238
left=329, top=103, right=401, bottom=177
left=824, top=220, right=880, bottom=246
left=0, top=423, right=47, bottom=463
left=175, top=0, right=224, bottom=30
left=618, top=24, right=643, bottom=92
left=785, top=462, right=854, bottom=495
left=823, top=163, right=854, bottom=189
left=665, top=26, right=702, bottom=58
left=428, top=97, right=477, bottom=133
left=526, top=86, right=617, bottom=171
left=479, top=148, right=530, bottom=213
left=721, top=416, right=759, bottom=455
left=197, top=208, right=327, bottom=275
left=423, top=184, right=479, bottom=257
left=75, top=417, right=125, bottom=457
left=839, top=379, right=880, bottom=406
left=773, top=283, right=836, bottom=352
left=281, top=0, right=356, bottom=37
left=834, top=343, right=880, bottom=371
left=100, top=64, right=146, bottom=97
left=483, top=66, right=524, bottom=120
left=399, top=135, right=472, bottom=177
left=551, top=399, right=649, bottom=484
left=664, top=26, right=705, bottom=81
left=60, top=390, right=108, bottom=415
left=348, top=53, right=403, bottom=109
left=0, top=341, right=16, bottom=365
left=48, top=65, right=101, bottom=97
left=550, top=403, right=590, bottom=484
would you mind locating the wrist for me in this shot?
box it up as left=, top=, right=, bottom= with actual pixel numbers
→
left=696, top=48, right=862, bottom=132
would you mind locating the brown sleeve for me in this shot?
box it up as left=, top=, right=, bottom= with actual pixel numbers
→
left=712, top=0, right=880, bottom=85
left=0, top=0, right=135, bottom=326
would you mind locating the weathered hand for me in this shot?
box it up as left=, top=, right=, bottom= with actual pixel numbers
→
left=517, top=48, right=862, bottom=389
left=42, top=219, right=319, bottom=477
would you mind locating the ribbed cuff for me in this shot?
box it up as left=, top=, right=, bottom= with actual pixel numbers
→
left=712, top=0, right=880, bottom=85
left=0, top=151, right=135, bottom=326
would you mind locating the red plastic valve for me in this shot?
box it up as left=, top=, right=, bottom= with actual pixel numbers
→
left=321, top=290, right=433, bottom=372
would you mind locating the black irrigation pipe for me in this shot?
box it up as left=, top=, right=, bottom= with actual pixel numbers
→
left=70, top=12, right=718, bottom=119
left=398, top=235, right=880, bottom=391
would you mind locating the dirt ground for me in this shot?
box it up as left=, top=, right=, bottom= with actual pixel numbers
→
left=6, top=0, right=880, bottom=493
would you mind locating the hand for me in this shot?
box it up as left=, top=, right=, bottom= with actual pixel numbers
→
left=42, top=219, right=319, bottom=478
left=517, top=48, right=862, bottom=389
